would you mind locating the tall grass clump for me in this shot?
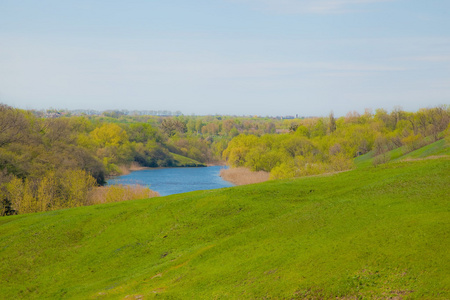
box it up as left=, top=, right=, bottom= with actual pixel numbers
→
left=220, top=167, right=270, bottom=185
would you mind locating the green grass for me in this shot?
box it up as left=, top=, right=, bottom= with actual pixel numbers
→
left=355, top=138, right=450, bottom=168
left=171, top=152, right=207, bottom=167
left=0, top=159, right=449, bottom=298
left=397, top=139, right=450, bottom=160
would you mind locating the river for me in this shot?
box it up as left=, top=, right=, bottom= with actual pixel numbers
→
left=107, top=166, right=235, bottom=196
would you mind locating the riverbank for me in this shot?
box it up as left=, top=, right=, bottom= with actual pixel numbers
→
left=219, top=167, right=270, bottom=186
left=118, top=159, right=211, bottom=177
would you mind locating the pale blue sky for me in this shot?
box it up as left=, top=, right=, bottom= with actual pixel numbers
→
left=1, top=0, right=449, bottom=116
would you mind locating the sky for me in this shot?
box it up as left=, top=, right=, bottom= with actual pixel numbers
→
left=0, top=0, right=449, bottom=117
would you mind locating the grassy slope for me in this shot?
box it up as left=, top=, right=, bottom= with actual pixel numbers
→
left=398, top=139, right=450, bottom=160
left=171, top=152, right=206, bottom=167
left=354, top=138, right=450, bottom=168
left=0, top=158, right=449, bottom=298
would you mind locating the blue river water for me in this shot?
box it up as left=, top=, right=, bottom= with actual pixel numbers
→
left=107, top=166, right=235, bottom=196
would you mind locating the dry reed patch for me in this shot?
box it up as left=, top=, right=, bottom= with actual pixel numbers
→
left=118, top=162, right=150, bottom=175
left=129, top=162, right=149, bottom=171
left=88, top=184, right=160, bottom=205
left=118, top=165, right=131, bottom=175
left=220, top=167, right=270, bottom=186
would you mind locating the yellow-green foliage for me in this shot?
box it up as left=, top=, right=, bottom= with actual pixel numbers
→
left=222, top=134, right=260, bottom=167
left=2, top=171, right=160, bottom=215
left=90, top=123, right=129, bottom=147
left=88, top=184, right=159, bottom=204
left=5, top=170, right=96, bottom=214
left=224, top=131, right=355, bottom=179
left=329, top=152, right=354, bottom=171
left=401, top=133, right=424, bottom=152
left=270, top=162, right=296, bottom=180
left=224, top=106, right=450, bottom=180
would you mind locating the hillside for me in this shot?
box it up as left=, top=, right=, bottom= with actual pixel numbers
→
left=171, top=152, right=207, bottom=167
left=355, top=138, right=450, bottom=168
left=1, top=154, right=449, bottom=298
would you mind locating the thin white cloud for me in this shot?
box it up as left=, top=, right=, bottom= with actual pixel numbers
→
left=203, top=61, right=405, bottom=79
left=231, top=0, right=396, bottom=14
left=402, top=55, right=450, bottom=63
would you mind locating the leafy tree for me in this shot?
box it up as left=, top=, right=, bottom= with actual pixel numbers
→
left=310, top=118, right=327, bottom=138
left=90, top=123, right=128, bottom=148
left=328, top=112, right=337, bottom=134
left=160, top=119, right=187, bottom=137
left=282, top=136, right=315, bottom=158
left=0, top=104, right=29, bottom=147
left=127, top=123, right=158, bottom=143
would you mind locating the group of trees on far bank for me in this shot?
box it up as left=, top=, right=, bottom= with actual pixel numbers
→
left=223, top=106, right=450, bottom=179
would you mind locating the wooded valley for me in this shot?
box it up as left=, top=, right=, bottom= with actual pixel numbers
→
left=1, top=104, right=449, bottom=215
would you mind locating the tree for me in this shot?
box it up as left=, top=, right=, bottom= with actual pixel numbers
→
left=204, top=122, right=219, bottom=136
left=282, top=136, right=315, bottom=158
left=390, top=106, right=405, bottom=130
left=222, top=119, right=235, bottom=135
left=328, top=112, right=336, bottom=134
left=428, top=105, right=450, bottom=141
left=160, top=119, right=187, bottom=137
left=90, top=123, right=128, bottom=147
left=222, top=135, right=259, bottom=167
left=0, top=104, right=29, bottom=147
left=41, top=118, right=76, bottom=146
left=310, top=118, right=327, bottom=138
left=128, top=123, right=158, bottom=143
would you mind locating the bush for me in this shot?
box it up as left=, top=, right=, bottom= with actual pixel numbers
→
left=329, top=153, right=354, bottom=172
left=270, top=162, right=297, bottom=180
left=373, top=153, right=390, bottom=167
left=401, top=133, right=425, bottom=153
left=5, top=170, right=97, bottom=214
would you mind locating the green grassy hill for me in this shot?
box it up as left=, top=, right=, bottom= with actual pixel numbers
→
left=355, top=138, right=450, bottom=168
left=171, top=152, right=207, bottom=167
left=1, top=157, right=449, bottom=298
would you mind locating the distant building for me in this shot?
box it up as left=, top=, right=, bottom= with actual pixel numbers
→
left=45, top=111, right=62, bottom=118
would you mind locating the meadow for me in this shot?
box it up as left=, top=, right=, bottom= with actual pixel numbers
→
left=0, top=150, right=448, bottom=299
